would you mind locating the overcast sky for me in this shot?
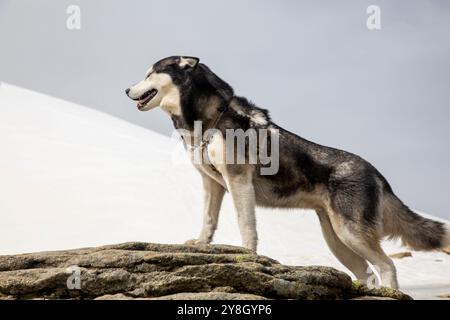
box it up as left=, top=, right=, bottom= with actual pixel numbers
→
left=1, top=0, right=449, bottom=219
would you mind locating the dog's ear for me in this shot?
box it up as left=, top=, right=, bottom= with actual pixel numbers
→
left=179, top=56, right=199, bottom=69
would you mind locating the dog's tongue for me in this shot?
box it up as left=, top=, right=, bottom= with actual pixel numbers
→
left=138, top=96, right=149, bottom=107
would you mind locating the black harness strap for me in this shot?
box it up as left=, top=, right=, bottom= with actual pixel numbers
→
left=198, top=104, right=228, bottom=173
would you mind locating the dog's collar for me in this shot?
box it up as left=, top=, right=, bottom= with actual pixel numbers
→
left=186, top=104, right=229, bottom=175
left=188, top=105, right=228, bottom=151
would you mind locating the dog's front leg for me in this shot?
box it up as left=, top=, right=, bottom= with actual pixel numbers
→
left=185, top=174, right=225, bottom=245
left=227, top=172, right=258, bottom=252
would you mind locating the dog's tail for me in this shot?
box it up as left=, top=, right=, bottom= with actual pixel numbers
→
left=383, top=193, right=450, bottom=250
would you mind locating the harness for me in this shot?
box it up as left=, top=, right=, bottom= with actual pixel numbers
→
left=187, top=104, right=228, bottom=174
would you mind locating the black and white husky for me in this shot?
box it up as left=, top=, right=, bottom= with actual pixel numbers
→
left=126, top=56, right=449, bottom=289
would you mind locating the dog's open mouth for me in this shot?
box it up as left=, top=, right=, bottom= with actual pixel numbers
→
left=137, top=89, right=158, bottom=110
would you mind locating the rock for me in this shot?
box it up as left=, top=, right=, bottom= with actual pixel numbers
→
left=389, top=252, right=412, bottom=259
left=351, top=280, right=412, bottom=300
left=152, top=292, right=268, bottom=300
left=0, top=293, right=14, bottom=300
left=351, top=296, right=396, bottom=300
left=0, top=242, right=412, bottom=300
left=436, top=293, right=450, bottom=299
left=95, top=293, right=132, bottom=300
left=442, top=246, right=450, bottom=255
left=95, top=292, right=268, bottom=300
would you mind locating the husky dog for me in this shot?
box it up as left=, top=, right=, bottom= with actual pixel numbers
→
left=126, top=56, right=450, bottom=289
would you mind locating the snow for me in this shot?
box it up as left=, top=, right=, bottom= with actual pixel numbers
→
left=0, top=82, right=449, bottom=299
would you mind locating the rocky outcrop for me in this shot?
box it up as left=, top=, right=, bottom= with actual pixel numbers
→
left=0, top=242, right=411, bottom=300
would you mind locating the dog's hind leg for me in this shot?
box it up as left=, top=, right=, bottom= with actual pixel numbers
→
left=337, top=229, right=398, bottom=289
left=185, top=173, right=225, bottom=245
left=327, top=210, right=399, bottom=289
left=327, top=175, right=399, bottom=289
left=316, top=209, right=370, bottom=283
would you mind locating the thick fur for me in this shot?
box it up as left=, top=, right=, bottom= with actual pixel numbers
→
left=382, top=193, right=450, bottom=250
left=127, top=56, right=450, bottom=289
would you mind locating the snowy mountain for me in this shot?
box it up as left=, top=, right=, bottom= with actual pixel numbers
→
left=0, top=82, right=448, bottom=299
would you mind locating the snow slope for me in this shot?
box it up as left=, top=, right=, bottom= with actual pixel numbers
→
left=0, top=83, right=449, bottom=299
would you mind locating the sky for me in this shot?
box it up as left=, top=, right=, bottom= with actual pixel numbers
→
left=0, top=0, right=449, bottom=219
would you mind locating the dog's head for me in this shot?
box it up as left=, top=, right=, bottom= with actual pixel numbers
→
left=125, top=56, right=199, bottom=113
left=126, top=56, right=233, bottom=115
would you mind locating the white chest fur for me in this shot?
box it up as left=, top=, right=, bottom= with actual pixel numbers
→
left=187, top=133, right=228, bottom=189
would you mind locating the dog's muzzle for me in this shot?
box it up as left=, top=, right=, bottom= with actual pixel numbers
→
left=126, top=88, right=158, bottom=110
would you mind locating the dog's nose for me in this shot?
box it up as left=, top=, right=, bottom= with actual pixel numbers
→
left=125, top=88, right=130, bottom=96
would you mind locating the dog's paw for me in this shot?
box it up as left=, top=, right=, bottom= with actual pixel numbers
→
left=184, top=239, right=208, bottom=245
